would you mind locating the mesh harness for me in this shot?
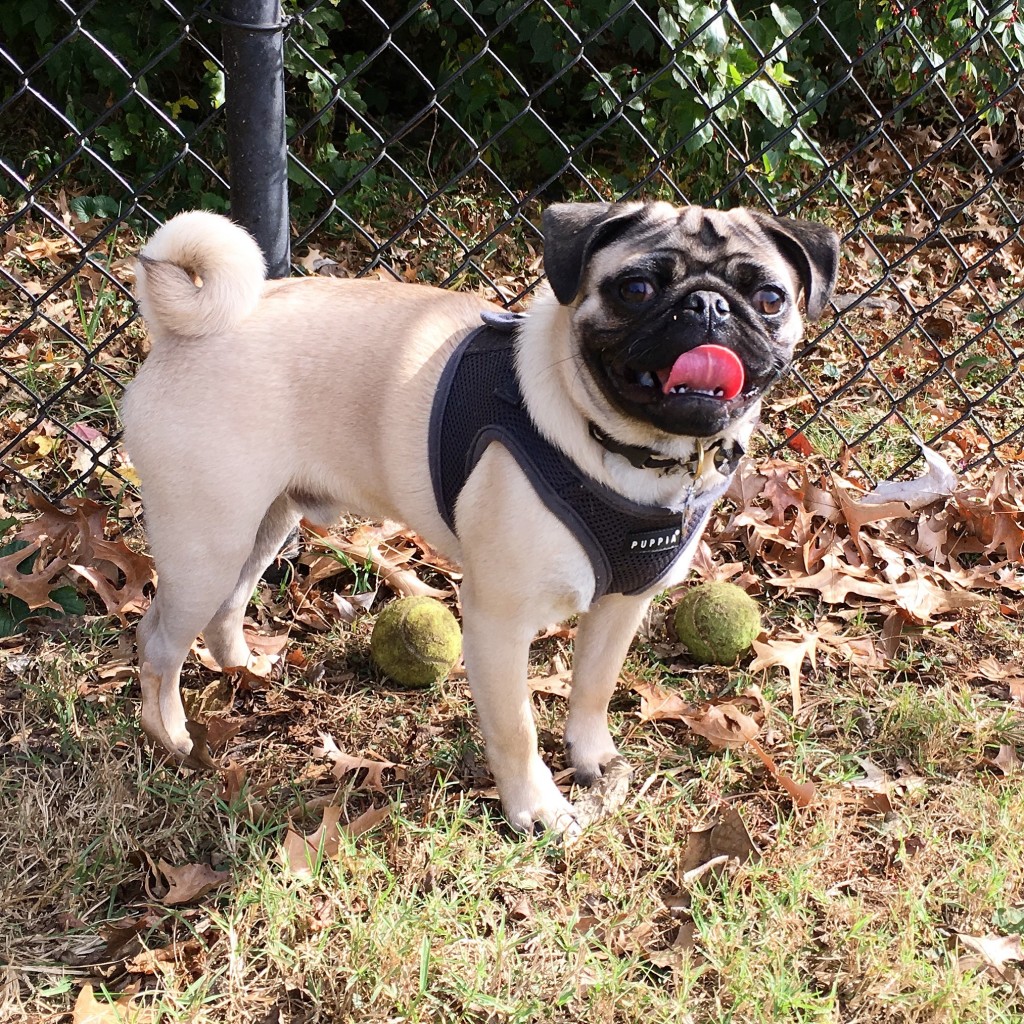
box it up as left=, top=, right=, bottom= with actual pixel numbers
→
left=428, top=311, right=717, bottom=601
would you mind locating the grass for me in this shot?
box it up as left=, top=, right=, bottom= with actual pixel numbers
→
left=1, top=589, right=1022, bottom=1023
left=1, top=158, right=1023, bottom=1023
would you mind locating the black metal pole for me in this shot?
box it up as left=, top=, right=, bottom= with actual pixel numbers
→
left=220, top=0, right=290, bottom=278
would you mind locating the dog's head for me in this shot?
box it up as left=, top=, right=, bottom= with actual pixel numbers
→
left=542, top=201, right=839, bottom=439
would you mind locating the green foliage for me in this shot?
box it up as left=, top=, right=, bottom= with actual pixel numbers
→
left=2, top=0, right=1019, bottom=220
left=1, top=0, right=226, bottom=213
left=827, top=0, right=1022, bottom=127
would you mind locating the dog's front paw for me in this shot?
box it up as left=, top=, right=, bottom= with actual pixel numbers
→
left=498, top=757, right=581, bottom=840
left=564, top=717, right=620, bottom=788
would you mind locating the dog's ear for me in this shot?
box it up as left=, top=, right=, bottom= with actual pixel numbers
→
left=542, top=202, right=648, bottom=305
left=751, top=213, right=840, bottom=321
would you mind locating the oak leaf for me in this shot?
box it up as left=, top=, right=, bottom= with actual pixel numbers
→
left=283, top=803, right=392, bottom=876
left=73, top=984, right=155, bottom=1024
left=315, top=733, right=401, bottom=793
left=748, top=739, right=816, bottom=807
left=748, top=635, right=818, bottom=714
left=861, top=440, right=957, bottom=510
left=679, top=703, right=760, bottom=749
left=156, top=860, right=231, bottom=906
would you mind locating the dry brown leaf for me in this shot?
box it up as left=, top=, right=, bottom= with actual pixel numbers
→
left=65, top=498, right=154, bottom=619
left=860, top=441, right=957, bottom=510
left=243, top=629, right=290, bottom=656
left=156, top=860, right=231, bottom=906
left=284, top=805, right=345, bottom=876
left=0, top=539, right=69, bottom=610
left=679, top=703, right=760, bottom=749
left=283, top=803, right=392, bottom=876
left=344, top=803, right=392, bottom=838
left=747, top=635, right=818, bottom=713
left=99, top=912, right=165, bottom=959
left=769, top=558, right=896, bottom=605
left=72, top=984, right=155, bottom=1024
left=680, top=806, right=760, bottom=877
left=528, top=669, right=572, bottom=698
left=315, top=733, right=400, bottom=793
left=983, top=744, right=1021, bottom=775
left=18, top=494, right=154, bottom=619
left=986, top=502, right=1024, bottom=561
left=203, top=716, right=245, bottom=753
left=748, top=738, right=817, bottom=807
left=630, top=679, right=692, bottom=723
left=330, top=589, right=377, bottom=622
left=573, top=756, right=634, bottom=828
left=124, top=939, right=204, bottom=977
left=890, top=572, right=991, bottom=623
left=844, top=757, right=928, bottom=813
left=69, top=536, right=154, bottom=620
left=834, top=489, right=913, bottom=560
left=334, top=537, right=451, bottom=599
left=953, top=931, right=1024, bottom=991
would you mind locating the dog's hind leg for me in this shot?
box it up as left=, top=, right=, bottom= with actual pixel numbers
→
left=201, top=494, right=302, bottom=670
left=136, top=508, right=274, bottom=767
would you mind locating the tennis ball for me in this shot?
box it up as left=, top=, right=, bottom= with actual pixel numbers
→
left=674, top=581, right=762, bottom=666
left=370, top=596, right=462, bottom=688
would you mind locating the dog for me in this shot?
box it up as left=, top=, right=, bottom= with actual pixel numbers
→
left=123, top=201, right=838, bottom=835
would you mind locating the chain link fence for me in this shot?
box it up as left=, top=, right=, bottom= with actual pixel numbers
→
left=2, top=0, right=1022, bottom=501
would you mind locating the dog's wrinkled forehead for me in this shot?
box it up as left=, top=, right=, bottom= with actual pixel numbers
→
left=588, top=203, right=795, bottom=286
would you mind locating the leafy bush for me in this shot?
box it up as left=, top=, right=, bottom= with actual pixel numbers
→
left=1, top=0, right=227, bottom=213
left=2, top=0, right=1019, bottom=221
left=827, top=0, right=1023, bottom=127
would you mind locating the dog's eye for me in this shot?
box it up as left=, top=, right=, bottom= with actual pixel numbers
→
left=618, top=278, right=657, bottom=304
left=755, top=288, right=785, bottom=315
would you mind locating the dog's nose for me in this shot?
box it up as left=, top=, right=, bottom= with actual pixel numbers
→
left=681, top=290, right=731, bottom=322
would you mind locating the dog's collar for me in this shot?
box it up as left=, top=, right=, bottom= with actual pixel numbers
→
left=588, top=421, right=745, bottom=481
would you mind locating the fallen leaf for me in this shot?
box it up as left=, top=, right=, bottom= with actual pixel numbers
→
left=982, top=745, right=1021, bottom=775
left=156, top=860, right=231, bottom=906
left=748, top=635, right=818, bottom=714
left=72, top=984, right=155, bottom=1024
left=319, top=526, right=452, bottom=600
left=124, top=938, right=203, bottom=977
left=748, top=738, right=817, bottom=807
left=66, top=498, right=154, bottom=619
left=315, top=733, right=400, bottom=793
left=344, top=803, right=392, bottom=838
left=331, top=589, right=376, bottom=622
left=528, top=669, right=572, bottom=698
left=573, top=756, right=634, bottom=828
left=631, top=679, right=692, bottom=723
left=861, top=439, right=957, bottom=510
left=283, top=803, right=392, bottom=876
left=99, top=912, right=165, bottom=959
left=0, top=539, right=70, bottom=610
left=680, top=806, right=760, bottom=879
left=284, top=805, right=345, bottom=875
left=679, top=703, right=760, bottom=749
left=953, top=931, right=1024, bottom=991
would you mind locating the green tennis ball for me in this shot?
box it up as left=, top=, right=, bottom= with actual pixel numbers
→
left=370, top=596, right=462, bottom=688
left=674, top=582, right=762, bottom=666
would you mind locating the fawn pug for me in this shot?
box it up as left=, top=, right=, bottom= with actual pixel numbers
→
left=123, top=201, right=838, bottom=834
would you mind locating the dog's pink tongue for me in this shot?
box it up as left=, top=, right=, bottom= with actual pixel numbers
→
left=657, top=345, right=744, bottom=399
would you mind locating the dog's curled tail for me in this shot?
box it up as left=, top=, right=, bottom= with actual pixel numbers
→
left=135, top=211, right=266, bottom=341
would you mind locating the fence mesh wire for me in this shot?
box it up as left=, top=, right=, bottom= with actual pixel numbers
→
left=1, top=0, right=1022, bottom=501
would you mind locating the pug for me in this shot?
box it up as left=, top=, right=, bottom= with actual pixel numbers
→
left=123, top=201, right=838, bottom=836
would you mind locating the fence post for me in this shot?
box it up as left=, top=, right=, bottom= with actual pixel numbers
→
left=220, top=0, right=290, bottom=278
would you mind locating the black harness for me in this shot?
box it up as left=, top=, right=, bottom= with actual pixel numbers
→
left=428, top=312, right=716, bottom=601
